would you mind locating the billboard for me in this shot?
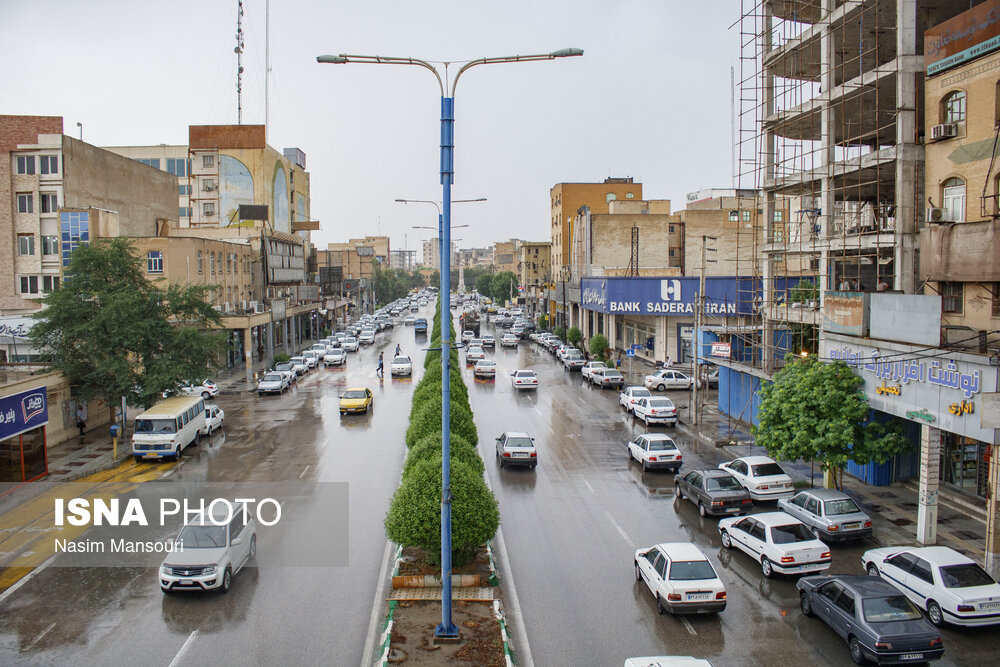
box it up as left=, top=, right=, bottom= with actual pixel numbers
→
left=0, top=387, right=48, bottom=441
left=823, top=292, right=868, bottom=337
left=869, top=294, right=941, bottom=347
left=580, top=276, right=751, bottom=316
left=925, top=0, right=1000, bottom=75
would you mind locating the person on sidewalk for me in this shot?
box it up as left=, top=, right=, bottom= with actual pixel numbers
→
left=76, top=405, right=86, bottom=437
left=377, top=352, right=384, bottom=377
left=257, top=343, right=265, bottom=362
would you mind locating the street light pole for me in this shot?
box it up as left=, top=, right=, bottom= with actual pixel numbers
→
left=319, top=47, right=582, bottom=641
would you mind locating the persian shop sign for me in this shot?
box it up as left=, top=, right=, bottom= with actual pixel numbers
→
left=580, top=277, right=744, bottom=315
left=0, top=387, right=48, bottom=441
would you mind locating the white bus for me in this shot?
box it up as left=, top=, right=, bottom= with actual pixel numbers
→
left=132, top=395, right=206, bottom=461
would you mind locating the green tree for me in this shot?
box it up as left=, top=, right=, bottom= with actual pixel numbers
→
left=537, top=314, right=549, bottom=330
left=429, top=270, right=440, bottom=286
left=752, top=356, right=911, bottom=489
left=590, top=334, right=610, bottom=362
left=29, top=237, right=224, bottom=410
left=475, top=273, right=493, bottom=297
left=554, top=325, right=566, bottom=341
left=567, top=326, right=582, bottom=349
left=489, top=271, right=517, bottom=304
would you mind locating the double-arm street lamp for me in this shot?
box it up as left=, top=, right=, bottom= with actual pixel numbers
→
left=318, top=47, right=582, bottom=641
left=400, top=198, right=483, bottom=276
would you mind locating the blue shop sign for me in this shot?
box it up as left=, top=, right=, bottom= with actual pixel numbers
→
left=0, top=387, right=48, bottom=441
left=580, top=277, right=755, bottom=315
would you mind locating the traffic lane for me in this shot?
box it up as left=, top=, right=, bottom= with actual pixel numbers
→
left=0, top=326, right=418, bottom=665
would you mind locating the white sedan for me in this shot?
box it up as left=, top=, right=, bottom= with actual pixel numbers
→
left=633, top=397, right=678, bottom=426
left=719, top=512, right=831, bottom=578
left=257, top=372, right=289, bottom=395
left=404, top=316, right=415, bottom=326
left=342, top=337, right=359, bottom=352
left=289, top=356, right=310, bottom=375
left=718, top=456, right=795, bottom=501
left=511, top=369, right=538, bottom=390
left=862, top=545, right=1000, bottom=627
left=200, top=404, right=225, bottom=435
left=628, top=434, right=683, bottom=472
left=619, top=386, right=652, bottom=413
left=581, top=361, right=607, bottom=381
left=474, top=359, right=497, bottom=378
left=645, top=369, right=694, bottom=391
left=466, top=346, right=486, bottom=363
left=500, top=334, right=519, bottom=348
left=324, top=348, right=347, bottom=366
left=634, top=542, right=726, bottom=615
left=301, top=351, right=320, bottom=368
left=175, top=379, right=220, bottom=399
left=390, top=355, right=413, bottom=376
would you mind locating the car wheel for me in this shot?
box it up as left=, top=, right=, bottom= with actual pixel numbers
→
left=202, top=391, right=210, bottom=399
left=849, top=637, right=866, bottom=665
left=220, top=566, right=232, bottom=594
left=811, top=526, right=822, bottom=541
left=675, top=486, right=683, bottom=500
left=134, top=455, right=142, bottom=463
left=720, top=530, right=732, bottom=548
left=641, top=459, right=647, bottom=472
left=657, top=383, right=665, bottom=391
left=800, top=591, right=814, bottom=617
left=656, top=593, right=666, bottom=615
left=699, top=502, right=707, bottom=518
left=866, top=563, right=880, bottom=577
left=927, top=600, right=944, bottom=627
left=634, top=561, right=642, bottom=582
left=761, top=557, right=774, bottom=578
left=249, top=534, right=257, bottom=560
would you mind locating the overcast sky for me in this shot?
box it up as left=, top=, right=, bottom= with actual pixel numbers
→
left=2, top=0, right=740, bottom=253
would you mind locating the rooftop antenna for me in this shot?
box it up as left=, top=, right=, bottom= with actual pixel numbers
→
left=235, top=0, right=245, bottom=124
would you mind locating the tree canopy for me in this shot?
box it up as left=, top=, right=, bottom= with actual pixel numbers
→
left=371, top=261, right=424, bottom=307
left=752, top=355, right=911, bottom=489
left=29, top=237, right=224, bottom=409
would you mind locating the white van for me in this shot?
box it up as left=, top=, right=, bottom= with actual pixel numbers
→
left=132, top=395, right=206, bottom=461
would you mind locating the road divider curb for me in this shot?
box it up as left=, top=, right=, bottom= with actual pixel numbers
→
left=374, top=545, right=404, bottom=667
left=487, top=542, right=514, bottom=665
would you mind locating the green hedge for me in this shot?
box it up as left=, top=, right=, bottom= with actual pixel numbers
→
left=406, top=399, right=477, bottom=449
left=403, top=432, right=483, bottom=479
left=412, top=369, right=468, bottom=408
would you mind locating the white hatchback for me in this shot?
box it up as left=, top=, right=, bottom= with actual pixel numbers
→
left=719, top=512, right=831, bottom=578
left=620, top=386, right=652, bottom=413
left=634, top=542, right=726, bottom=615
left=633, top=397, right=678, bottom=426
left=718, top=456, right=795, bottom=501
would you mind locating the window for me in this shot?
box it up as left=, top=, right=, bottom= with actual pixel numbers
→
left=942, top=177, right=966, bottom=222
left=819, top=581, right=845, bottom=602
left=943, top=90, right=966, bottom=123
left=202, top=154, right=215, bottom=168
left=834, top=591, right=856, bottom=616
left=42, top=275, right=60, bottom=292
left=136, top=158, right=161, bottom=169
left=203, top=178, right=216, bottom=192
left=60, top=210, right=90, bottom=266
left=668, top=249, right=676, bottom=258
left=941, top=281, right=963, bottom=313
left=774, top=211, right=783, bottom=222
left=887, top=552, right=918, bottom=573
left=40, top=192, right=58, bottom=213
left=197, top=251, right=203, bottom=274
left=147, top=250, right=163, bottom=273
left=166, top=158, right=189, bottom=177
left=625, top=192, right=635, bottom=199
left=19, top=276, right=39, bottom=294
left=910, top=559, right=934, bottom=584
left=742, top=210, right=752, bottom=222
left=728, top=211, right=739, bottom=222
left=18, top=234, right=35, bottom=255
left=17, top=193, right=33, bottom=213
left=39, top=155, right=59, bottom=175
left=16, top=155, right=35, bottom=174
left=178, top=206, right=191, bottom=218
left=993, top=283, right=1000, bottom=317
left=203, top=202, right=215, bottom=217
left=227, top=254, right=232, bottom=273
left=178, top=184, right=191, bottom=196
left=669, top=224, right=676, bottom=233
left=210, top=252, right=216, bottom=274
left=42, top=235, right=58, bottom=255
left=606, top=193, right=617, bottom=203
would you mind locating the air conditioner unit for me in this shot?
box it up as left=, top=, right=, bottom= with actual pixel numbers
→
left=202, top=184, right=217, bottom=192
left=931, top=123, right=958, bottom=141
left=926, top=207, right=949, bottom=223
left=240, top=300, right=248, bottom=311
left=212, top=305, right=224, bottom=312
left=222, top=302, right=231, bottom=312
left=253, top=302, right=264, bottom=314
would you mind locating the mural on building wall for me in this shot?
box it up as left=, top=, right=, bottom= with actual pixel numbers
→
left=220, top=156, right=254, bottom=226
left=273, top=164, right=290, bottom=233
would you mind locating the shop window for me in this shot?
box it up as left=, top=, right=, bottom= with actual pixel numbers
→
left=941, top=433, right=988, bottom=498
left=941, top=281, right=963, bottom=313
left=942, top=90, right=966, bottom=124
left=942, top=177, right=966, bottom=222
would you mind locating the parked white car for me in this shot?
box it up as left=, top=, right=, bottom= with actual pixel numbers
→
left=289, top=356, right=310, bottom=375
left=628, top=433, right=683, bottom=472
left=172, top=379, right=219, bottom=399
left=257, top=372, right=289, bottom=396
left=200, top=404, right=225, bottom=435
left=301, top=351, right=320, bottom=368
left=511, top=369, right=538, bottom=390
left=632, top=397, right=678, bottom=426
left=390, top=355, right=413, bottom=376
left=324, top=348, right=347, bottom=366
left=342, top=337, right=359, bottom=352
left=308, top=344, right=329, bottom=360
left=645, top=369, right=695, bottom=391
left=718, top=456, right=795, bottom=501
left=719, top=512, right=831, bottom=578
left=634, top=542, right=726, bottom=615
left=160, top=504, right=257, bottom=593
left=501, top=334, right=519, bottom=348
left=271, top=363, right=296, bottom=385
left=862, top=545, right=1000, bottom=627
left=581, top=361, right=607, bottom=381
left=619, top=386, right=653, bottom=413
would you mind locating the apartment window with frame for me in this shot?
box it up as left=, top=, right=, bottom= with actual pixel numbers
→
left=728, top=211, right=739, bottom=222
left=742, top=210, right=752, bottom=222
left=40, top=192, right=58, bottom=213
left=202, top=154, right=215, bottom=168
left=147, top=250, right=164, bottom=274
left=19, top=276, right=39, bottom=295
left=941, top=282, right=963, bottom=313
left=178, top=206, right=191, bottom=218
left=942, top=177, right=966, bottom=222
left=211, top=252, right=216, bottom=274
left=178, top=184, right=191, bottom=196
left=136, top=158, right=160, bottom=169
left=774, top=211, right=783, bottom=222
left=993, top=283, right=1000, bottom=317
left=203, top=178, right=216, bottom=192
left=197, top=251, right=204, bottom=274
left=166, top=158, right=188, bottom=177
left=625, top=192, right=635, bottom=199
left=17, top=193, right=33, bottom=213
left=39, top=155, right=59, bottom=175
left=42, top=275, right=60, bottom=292
left=16, top=155, right=35, bottom=174
left=943, top=90, right=966, bottom=124
left=42, top=235, right=59, bottom=255
left=606, top=193, right=617, bottom=203
left=203, top=202, right=215, bottom=217
left=18, top=234, right=35, bottom=256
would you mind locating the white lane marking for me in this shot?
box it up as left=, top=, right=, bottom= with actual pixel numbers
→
left=577, top=396, right=586, bottom=404
left=24, top=621, right=55, bottom=651
left=167, top=630, right=199, bottom=667
left=298, top=465, right=310, bottom=480
left=582, top=479, right=595, bottom=494
left=681, top=616, right=697, bottom=635
left=604, top=510, right=635, bottom=548
left=0, top=554, right=58, bottom=606
left=362, top=539, right=395, bottom=665
left=533, top=407, right=543, bottom=417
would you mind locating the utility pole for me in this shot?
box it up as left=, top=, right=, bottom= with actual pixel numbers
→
left=692, top=235, right=717, bottom=426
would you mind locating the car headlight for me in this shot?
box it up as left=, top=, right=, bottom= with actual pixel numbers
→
left=161, top=565, right=171, bottom=575
left=203, top=565, right=217, bottom=576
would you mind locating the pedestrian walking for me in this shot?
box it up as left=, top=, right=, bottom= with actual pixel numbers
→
left=257, top=343, right=265, bottom=362
left=377, top=352, right=384, bottom=377
left=76, top=404, right=86, bottom=437
left=664, top=355, right=672, bottom=368
left=394, top=343, right=401, bottom=357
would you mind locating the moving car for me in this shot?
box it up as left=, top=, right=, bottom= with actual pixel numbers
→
left=339, top=387, right=373, bottom=415
left=718, top=456, right=795, bottom=501
left=474, top=359, right=497, bottom=378
left=462, top=330, right=475, bottom=343
left=632, top=397, right=678, bottom=426
left=719, top=512, right=831, bottom=578
left=620, top=386, right=653, bottom=413
left=177, top=379, right=219, bottom=399
left=466, top=346, right=486, bottom=363
left=675, top=469, right=753, bottom=517
left=414, top=318, right=428, bottom=334
left=257, top=372, right=289, bottom=396
left=289, top=356, right=309, bottom=375
left=778, top=489, right=872, bottom=542
left=589, top=367, right=625, bottom=389
left=645, top=369, right=695, bottom=391
left=501, top=333, right=519, bottom=348
left=324, top=348, right=347, bottom=367
left=132, top=396, right=206, bottom=462
left=342, top=337, right=359, bottom=352
left=358, top=329, right=376, bottom=345
left=797, top=575, right=945, bottom=665
left=200, top=404, right=225, bottom=436
left=160, top=503, right=257, bottom=593
left=628, top=433, right=683, bottom=472
left=495, top=431, right=537, bottom=469
left=862, top=545, right=1000, bottom=627
left=404, top=316, right=415, bottom=326
left=581, top=360, right=607, bottom=381
left=634, top=542, right=727, bottom=615
left=390, top=355, right=413, bottom=376
left=511, top=369, right=538, bottom=390
left=481, top=334, right=496, bottom=348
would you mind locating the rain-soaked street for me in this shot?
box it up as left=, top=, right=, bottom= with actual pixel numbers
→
left=2, top=309, right=999, bottom=666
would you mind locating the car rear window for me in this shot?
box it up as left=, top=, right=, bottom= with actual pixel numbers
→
left=517, top=371, right=536, bottom=377
left=632, top=388, right=651, bottom=396
left=751, top=463, right=786, bottom=477
left=863, top=596, right=923, bottom=622
left=505, top=437, right=534, bottom=449
left=770, top=523, right=814, bottom=544
left=668, top=560, right=718, bottom=581
left=647, top=440, right=677, bottom=451
left=648, top=399, right=673, bottom=408
left=939, top=563, right=996, bottom=588
left=706, top=475, right=742, bottom=491
left=606, top=371, right=623, bottom=378
left=263, top=373, right=283, bottom=382
left=393, top=357, right=410, bottom=363
left=824, top=498, right=862, bottom=516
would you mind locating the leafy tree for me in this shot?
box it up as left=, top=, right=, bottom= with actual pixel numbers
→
left=273, top=352, right=291, bottom=365
left=537, top=314, right=549, bottom=330
left=29, top=237, right=224, bottom=410
left=752, top=356, right=911, bottom=489
left=475, top=273, right=493, bottom=297
left=429, top=270, right=440, bottom=285
left=589, top=334, right=610, bottom=362
left=489, top=271, right=517, bottom=304
left=554, top=325, right=566, bottom=341
left=567, top=326, right=582, bottom=348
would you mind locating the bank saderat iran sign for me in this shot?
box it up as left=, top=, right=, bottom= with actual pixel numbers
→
left=821, top=333, right=999, bottom=443
left=580, top=277, right=764, bottom=315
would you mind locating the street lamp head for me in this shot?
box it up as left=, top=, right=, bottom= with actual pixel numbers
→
left=550, top=48, right=584, bottom=58
left=316, top=55, right=348, bottom=64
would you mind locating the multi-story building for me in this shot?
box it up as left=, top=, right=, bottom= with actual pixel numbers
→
left=518, top=241, right=551, bottom=319
left=420, top=237, right=456, bottom=270
left=389, top=249, right=417, bottom=271
left=493, top=239, right=523, bottom=275
left=319, top=236, right=390, bottom=313
left=456, top=246, right=493, bottom=268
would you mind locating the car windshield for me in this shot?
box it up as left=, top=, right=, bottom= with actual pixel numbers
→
left=291, top=357, right=305, bottom=364
left=262, top=373, right=283, bottom=382
left=275, top=363, right=292, bottom=371
left=863, top=596, right=923, bottom=623
left=648, top=399, right=673, bottom=408
left=668, top=560, right=718, bottom=581
left=752, top=463, right=786, bottom=477
left=505, top=437, right=533, bottom=448
left=478, top=361, right=495, bottom=367
left=346, top=338, right=357, bottom=343
left=589, top=362, right=607, bottom=369
left=770, top=523, right=814, bottom=544
left=177, top=524, right=227, bottom=549
left=939, top=563, right=996, bottom=588
left=344, top=390, right=366, bottom=399
left=135, top=419, right=176, bottom=434
left=706, top=475, right=743, bottom=491
left=647, top=439, right=676, bottom=451
left=393, top=357, right=410, bottom=364
left=824, top=498, right=862, bottom=516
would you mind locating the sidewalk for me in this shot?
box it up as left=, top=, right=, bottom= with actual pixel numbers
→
left=679, top=401, right=986, bottom=563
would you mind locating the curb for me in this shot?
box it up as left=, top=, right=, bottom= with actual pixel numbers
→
left=487, top=542, right=514, bottom=667
left=374, top=544, right=404, bottom=667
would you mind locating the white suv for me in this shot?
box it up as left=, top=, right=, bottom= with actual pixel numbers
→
left=160, top=504, right=257, bottom=593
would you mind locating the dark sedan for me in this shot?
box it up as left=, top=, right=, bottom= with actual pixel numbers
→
left=675, top=469, right=753, bottom=517
left=797, top=575, right=944, bottom=665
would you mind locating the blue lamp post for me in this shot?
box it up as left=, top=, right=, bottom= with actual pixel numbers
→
left=319, top=47, right=583, bottom=641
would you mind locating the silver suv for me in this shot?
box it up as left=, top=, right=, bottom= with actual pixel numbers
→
left=160, top=504, right=257, bottom=593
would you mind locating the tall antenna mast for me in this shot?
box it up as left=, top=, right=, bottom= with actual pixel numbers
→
left=236, top=0, right=245, bottom=124
left=265, top=0, right=271, bottom=141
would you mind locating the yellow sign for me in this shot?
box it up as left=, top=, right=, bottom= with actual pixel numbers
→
left=948, top=400, right=974, bottom=416
left=875, top=382, right=901, bottom=396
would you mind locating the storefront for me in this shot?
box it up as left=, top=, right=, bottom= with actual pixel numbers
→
left=941, top=433, right=991, bottom=499
left=0, top=386, right=49, bottom=483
